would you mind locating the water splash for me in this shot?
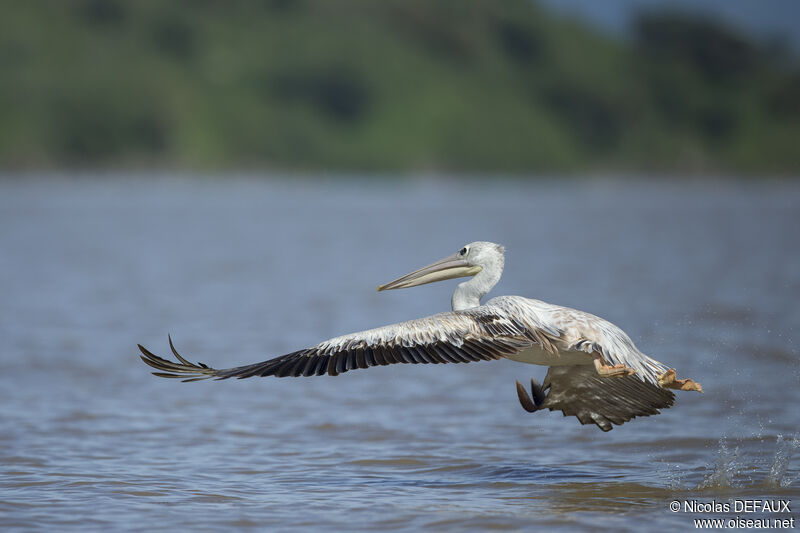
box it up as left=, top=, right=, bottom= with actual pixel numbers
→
left=694, top=434, right=798, bottom=490
left=763, top=434, right=800, bottom=488
left=696, top=437, right=741, bottom=490
left=662, top=461, right=688, bottom=491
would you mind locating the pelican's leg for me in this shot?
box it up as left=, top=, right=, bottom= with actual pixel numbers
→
left=593, top=354, right=636, bottom=377
left=658, top=369, right=703, bottom=392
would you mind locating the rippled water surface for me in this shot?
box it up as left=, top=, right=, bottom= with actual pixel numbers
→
left=1, top=176, right=798, bottom=531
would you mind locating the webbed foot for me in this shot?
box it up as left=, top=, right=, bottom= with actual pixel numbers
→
left=658, top=368, right=703, bottom=392
left=593, top=357, right=636, bottom=377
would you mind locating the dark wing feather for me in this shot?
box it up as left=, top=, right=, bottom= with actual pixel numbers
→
left=139, top=307, right=551, bottom=382
left=538, top=365, right=675, bottom=431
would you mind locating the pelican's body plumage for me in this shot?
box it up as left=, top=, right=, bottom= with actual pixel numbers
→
left=140, top=241, right=701, bottom=431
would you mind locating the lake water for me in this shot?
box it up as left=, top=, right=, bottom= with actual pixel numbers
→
left=1, top=175, right=798, bottom=531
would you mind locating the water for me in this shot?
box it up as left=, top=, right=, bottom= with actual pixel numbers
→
left=1, top=175, right=798, bottom=531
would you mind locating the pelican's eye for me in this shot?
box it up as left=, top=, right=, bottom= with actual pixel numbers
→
left=459, top=247, right=468, bottom=256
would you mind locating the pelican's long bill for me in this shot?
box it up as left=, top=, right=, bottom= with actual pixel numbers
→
left=377, top=252, right=482, bottom=291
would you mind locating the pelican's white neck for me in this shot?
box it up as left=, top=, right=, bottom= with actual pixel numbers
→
left=451, top=255, right=504, bottom=311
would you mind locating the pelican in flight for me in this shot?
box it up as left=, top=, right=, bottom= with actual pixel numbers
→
left=140, top=241, right=702, bottom=431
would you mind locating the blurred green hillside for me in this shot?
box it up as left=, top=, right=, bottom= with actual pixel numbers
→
left=1, top=0, right=798, bottom=174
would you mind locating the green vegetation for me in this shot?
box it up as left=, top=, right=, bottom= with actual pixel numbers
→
left=1, top=0, right=798, bottom=174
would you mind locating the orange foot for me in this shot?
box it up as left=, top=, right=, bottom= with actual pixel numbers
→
left=658, top=369, right=703, bottom=392
left=594, top=358, right=636, bottom=377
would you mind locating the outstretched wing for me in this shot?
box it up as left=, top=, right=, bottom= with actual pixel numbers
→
left=139, top=305, right=561, bottom=381
left=527, top=366, right=675, bottom=431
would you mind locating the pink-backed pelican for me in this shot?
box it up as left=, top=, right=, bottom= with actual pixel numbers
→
left=139, top=241, right=702, bottom=431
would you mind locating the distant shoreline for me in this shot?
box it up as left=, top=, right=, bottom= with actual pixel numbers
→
left=2, top=2, right=798, bottom=174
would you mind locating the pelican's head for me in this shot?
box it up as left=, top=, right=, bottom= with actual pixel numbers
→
left=377, top=241, right=505, bottom=292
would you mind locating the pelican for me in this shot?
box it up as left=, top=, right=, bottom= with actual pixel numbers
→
left=139, top=241, right=702, bottom=431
